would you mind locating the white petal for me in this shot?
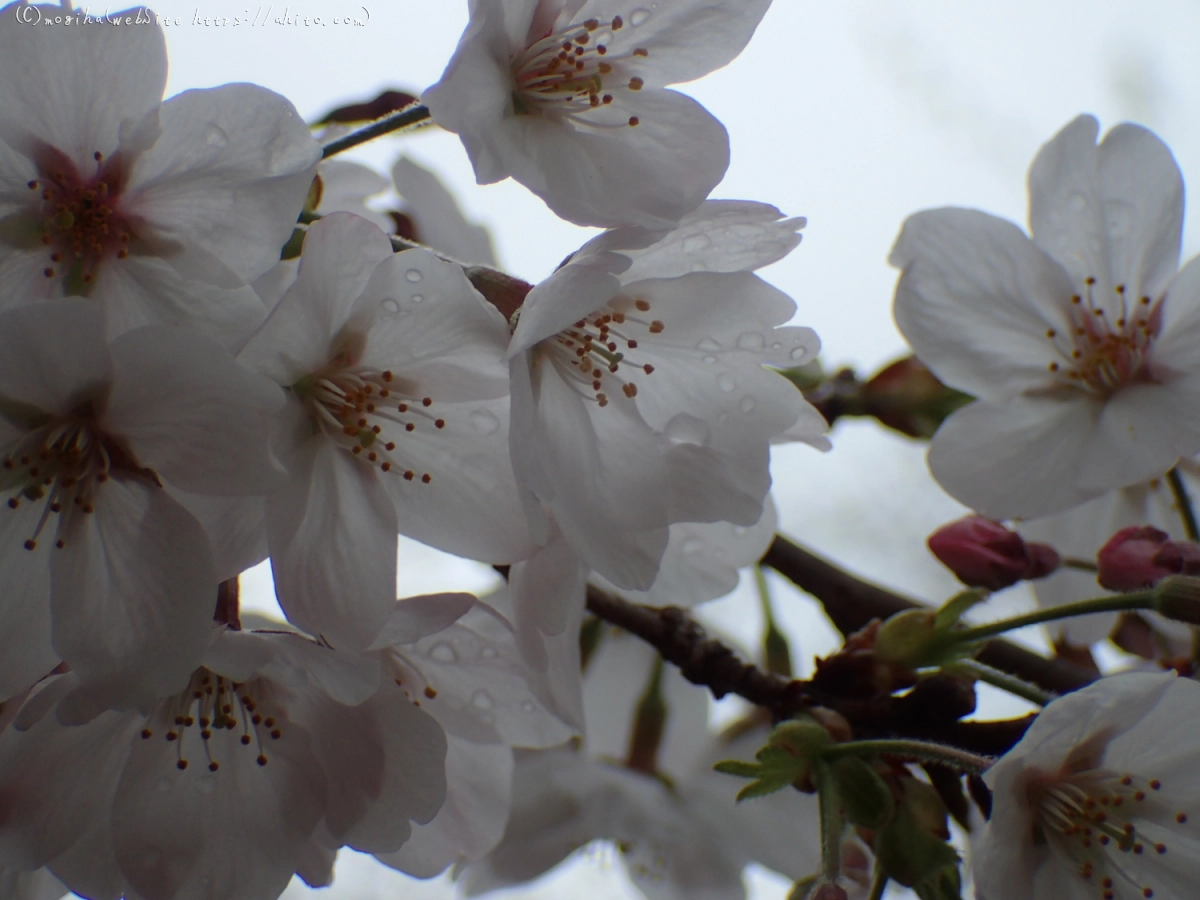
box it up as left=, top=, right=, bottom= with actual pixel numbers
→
left=929, top=396, right=1105, bottom=519
left=89, top=253, right=267, bottom=352
left=112, top=691, right=327, bottom=900
left=371, top=593, right=479, bottom=647
left=266, top=439, right=398, bottom=650
left=509, top=258, right=624, bottom=355
left=376, top=737, right=513, bottom=877
left=0, top=298, right=111, bottom=414
left=170, top=492, right=266, bottom=583
left=127, top=84, right=320, bottom=285
left=0, top=867, right=68, bottom=900
left=52, top=478, right=216, bottom=708
left=1147, top=254, right=1200, bottom=376
left=239, top=212, right=395, bottom=385
left=891, top=207, right=1077, bottom=399
left=104, top=325, right=285, bottom=496
left=0, top=503, right=57, bottom=703
left=393, top=156, right=497, bottom=267
left=497, top=89, right=729, bottom=228
left=44, top=814, right=124, bottom=900
left=0, top=4, right=165, bottom=171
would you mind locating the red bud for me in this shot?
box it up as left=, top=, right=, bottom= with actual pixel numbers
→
left=1098, top=526, right=1200, bottom=591
left=928, top=516, right=1059, bottom=591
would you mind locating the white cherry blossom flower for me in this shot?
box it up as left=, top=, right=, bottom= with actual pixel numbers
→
left=0, top=298, right=283, bottom=707
left=509, top=201, right=826, bottom=589
left=892, top=115, right=1200, bottom=520
left=238, top=213, right=531, bottom=650
left=423, top=0, right=771, bottom=227
left=0, top=2, right=320, bottom=348
left=0, top=625, right=446, bottom=900
left=392, top=155, right=498, bottom=267
left=974, top=671, right=1200, bottom=900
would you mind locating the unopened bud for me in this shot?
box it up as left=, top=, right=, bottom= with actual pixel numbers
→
left=1153, top=575, right=1200, bottom=625
left=1098, top=526, right=1200, bottom=591
left=874, top=608, right=939, bottom=665
left=927, top=515, right=1059, bottom=591
left=465, top=266, right=533, bottom=321
left=805, top=707, right=853, bottom=743
left=861, top=355, right=972, bottom=439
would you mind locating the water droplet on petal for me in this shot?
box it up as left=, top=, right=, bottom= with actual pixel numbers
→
left=703, top=355, right=717, bottom=365
left=520, top=700, right=535, bottom=712
left=1069, top=192, right=1088, bottom=212
left=664, top=413, right=710, bottom=446
left=204, top=124, right=229, bottom=147
left=789, top=346, right=809, bottom=361
left=431, top=643, right=456, bottom=662
left=736, top=331, right=765, bottom=350
left=410, top=293, right=424, bottom=303
left=1105, top=200, right=1134, bottom=239
left=738, top=395, right=756, bottom=412
left=381, top=298, right=400, bottom=313
left=472, top=689, right=495, bottom=710
left=630, top=8, right=651, bottom=26
left=696, top=338, right=721, bottom=352
left=405, top=268, right=423, bottom=283
left=717, top=373, right=736, bottom=392
left=682, top=537, right=704, bottom=556
left=481, top=646, right=498, bottom=659
left=469, top=409, right=499, bottom=434
left=682, top=233, right=711, bottom=253
left=733, top=525, right=749, bottom=537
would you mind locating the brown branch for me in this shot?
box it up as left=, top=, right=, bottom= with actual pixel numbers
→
left=761, top=535, right=1097, bottom=694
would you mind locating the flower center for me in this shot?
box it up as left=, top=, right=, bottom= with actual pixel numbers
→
left=1044, top=278, right=1159, bottom=396
left=293, top=361, right=439, bottom=484
left=540, top=295, right=662, bottom=407
left=140, top=668, right=283, bottom=772
left=1032, top=769, right=1190, bottom=899
left=27, top=146, right=135, bottom=294
left=1, top=408, right=151, bottom=550
left=512, top=14, right=648, bottom=129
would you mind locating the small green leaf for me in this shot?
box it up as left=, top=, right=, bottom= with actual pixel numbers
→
left=934, top=590, right=989, bottom=631
left=713, top=760, right=761, bottom=779
left=736, top=777, right=792, bottom=802
left=830, top=757, right=894, bottom=828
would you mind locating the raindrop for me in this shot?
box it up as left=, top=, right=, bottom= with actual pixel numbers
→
left=381, top=298, right=400, bottom=313
left=520, top=701, right=536, bottom=712
left=771, top=342, right=783, bottom=351
left=664, top=413, right=710, bottom=446
left=204, top=124, right=229, bottom=147
left=733, top=525, right=749, bottom=538
left=703, top=355, right=717, bottom=365
left=682, top=537, right=704, bottom=556
left=405, top=268, right=423, bottom=283
left=431, top=643, right=456, bottom=662
left=696, top=338, right=721, bottom=352
left=198, top=779, right=216, bottom=795
left=717, top=373, right=736, bottom=392
left=410, top=293, right=424, bottom=303
left=630, top=7, right=650, bottom=25
left=1069, top=192, right=1088, bottom=212
left=738, top=395, right=756, bottom=412
left=1105, top=200, right=1134, bottom=240
left=469, top=409, right=500, bottom=434
left=789, top=346, right=808, bottom=361
left=472, top=690, right=495, bottom=710
left=682, top=233, right=711, bottom=253
left=736, top=332, right=765, bottom=351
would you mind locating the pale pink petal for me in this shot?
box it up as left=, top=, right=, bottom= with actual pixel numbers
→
left=891, top=207, right=1078, bottom=399
left=371, top=593, right=478, bottom=648
left=293, top=836, right=337, bottom=889
left=0, top=867, right=68, bottom=900
left=928, top=396, right=1105, bottom=519
left=0, top=245, right=59, bottom=310
left=0, top=298, right=111, bottom=414
left=127, top=84, right=320, bottom=286
left=239, top=212, right=394, bottom=385
left=392, top=156, right=497, bottom=267
left=1147, top=254, right=1200, bottom=376
left=376, top=737, right=513, bottom=877
left=0, top=503, right=57, bottom=703
left=254, top=630, right=381, bottom=707
left=170, top=492, right=266, bottom=583
left=104, top=326, right=285, bottom=496
left=112, top=690, right=327, bottom=900
left=316, top=159, right=391, bottom=231
left=52, top=477, right=216, bottom=707
left=44, top=816, right=124, bottom=900
left=266, top=439, right=398, bottom=650
left=0, top=5, right=165, bottom=171
left=509, top=256, right=625, bottom=354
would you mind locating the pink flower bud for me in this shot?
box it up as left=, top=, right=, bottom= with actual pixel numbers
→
left=928, top=516, right=1058, bottom=590
left=1098, top=526, right=1200, bottom=591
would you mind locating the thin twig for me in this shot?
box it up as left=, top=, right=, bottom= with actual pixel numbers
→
left=1168, top=467, right=1200, bottom=542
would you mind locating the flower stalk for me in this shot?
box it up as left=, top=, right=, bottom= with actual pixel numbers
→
left=320, top=104, right=432, bottom=159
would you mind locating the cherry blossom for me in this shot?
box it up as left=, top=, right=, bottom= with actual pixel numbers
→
left=892, top=115, right=1200, bottom=520
left=0, top=298, right=282, bottom=707
left=392, top=155, right=498, bottom=267
left=974, top=671, right=1200, bottom=900
left=509, top=200, right=826, bottom=589
left=0, top=625, right=446, bottom=900
left=422, top=0, right=771, bottom=227
left=0, top=2, right=320, bottom=348
left=238, top=213, right=531, bottom=649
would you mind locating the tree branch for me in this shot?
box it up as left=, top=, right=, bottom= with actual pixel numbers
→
left=761, top=535, right=1097, bottom=694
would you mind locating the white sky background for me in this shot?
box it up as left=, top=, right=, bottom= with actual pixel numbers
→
left=58, top=0, right=1200, bottom=897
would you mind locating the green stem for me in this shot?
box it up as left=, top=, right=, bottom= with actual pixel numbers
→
left=866, top=860, right=889, bottom=900
left=815, top=761, right=844, bottom=885
left=944, top=659, right=1054, bottom=707
left=946, top=590, right=1156, bottom=644
left=1060, top=556, right=1099, bottom=573
left=756, top=565, right=793, bottom=677
left=321, top=104, right=432, bottom=159
left=823, top=739, right=992, bottom=776
left=1168, top=467, right=1200, bottom=542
